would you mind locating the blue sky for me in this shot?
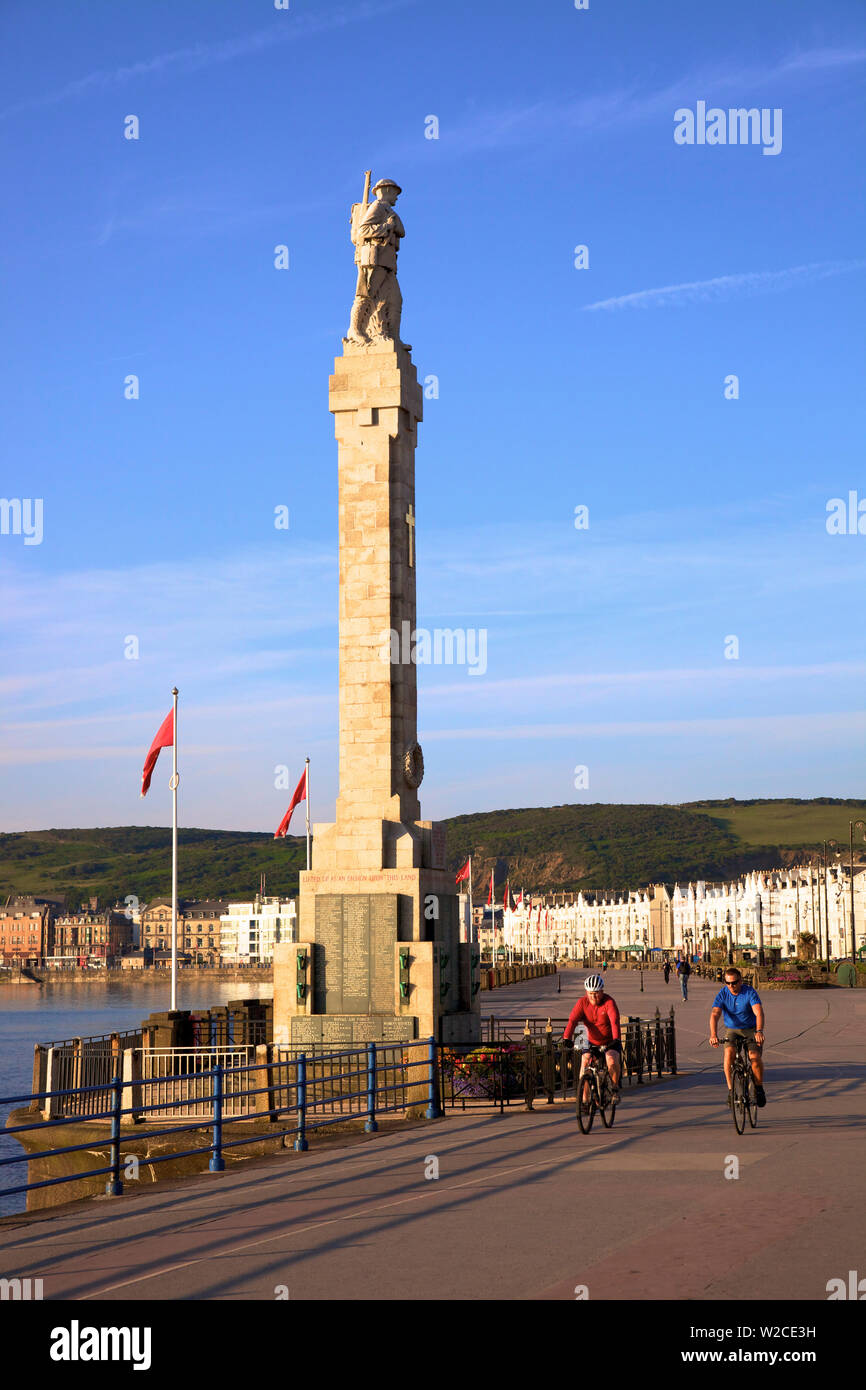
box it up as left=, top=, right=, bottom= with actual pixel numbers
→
left=1, top=0, right=864, bottom=833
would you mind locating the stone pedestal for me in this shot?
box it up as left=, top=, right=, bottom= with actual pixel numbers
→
left=273, top=338, right=480, bottom=1049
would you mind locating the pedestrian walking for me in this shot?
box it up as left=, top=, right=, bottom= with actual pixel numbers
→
left=663, top=960, right=671, bottom=985
left=676, top=956, right=691, bottom=1000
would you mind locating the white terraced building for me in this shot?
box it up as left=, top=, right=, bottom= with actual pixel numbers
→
left=669, top=867, right=866, bottom=960
left=501, top=886, right=670, bottom=963
left=219, top=896, right=297, bottom=966
left=498, top=867, right=865, bottom=962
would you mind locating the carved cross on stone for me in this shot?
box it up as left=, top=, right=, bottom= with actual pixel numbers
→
left=405, top=503, right=415, bottom=568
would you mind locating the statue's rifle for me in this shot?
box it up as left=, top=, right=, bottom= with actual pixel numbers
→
left=351, top=169, right=372, bottom=243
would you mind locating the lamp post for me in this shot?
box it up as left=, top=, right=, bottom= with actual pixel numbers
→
left=823, top=841, right=842, bottom=969
left=849, top=821, right=866, bottom=968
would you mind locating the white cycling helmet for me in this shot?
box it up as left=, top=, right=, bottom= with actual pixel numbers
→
left=584, top=973, right=604, bottom=992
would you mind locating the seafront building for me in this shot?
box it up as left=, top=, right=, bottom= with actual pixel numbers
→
left=498, top=866, right=866, bottom=962
left=51, top=900, right=133, bottom=967
left=219, top=896, right=297, bottom=966
left=0, top=896, right=57, bottom=969
left=140, top=899, right=228, bottom=966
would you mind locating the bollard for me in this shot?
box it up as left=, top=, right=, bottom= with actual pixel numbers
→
left=523, top=1021, right=536, bottom=1112
left=425, top=1037, right=440, bottom=1119
left=294, top=1053, right=309, bottom=1150
left=209, top=1064, right=226, bottom=1171
left=668, top=1006, right=678, bottom=1075
left=105, top=1074, right=123, bottom=1196
left=544, top=1019, right=555, bottom=1104
left=365, top=1042, right=378, bottom=1133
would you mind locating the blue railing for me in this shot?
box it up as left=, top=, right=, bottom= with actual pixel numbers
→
left=0, top=1038, right=439, bottom=1205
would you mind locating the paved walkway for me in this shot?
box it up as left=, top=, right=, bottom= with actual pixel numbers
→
left=1, top=970, right=863, bottom=1300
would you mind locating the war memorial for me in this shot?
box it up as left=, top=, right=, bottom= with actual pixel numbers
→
left=0, top=7, right=863, bottom=1355
left=272, top=175, right=481, bottom=1050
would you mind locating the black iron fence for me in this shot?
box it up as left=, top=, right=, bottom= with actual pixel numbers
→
left=442, top=1010, right=677, bottom=1111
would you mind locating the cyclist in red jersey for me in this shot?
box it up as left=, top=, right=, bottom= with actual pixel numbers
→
left=563, top=973, right=622, bottom=1095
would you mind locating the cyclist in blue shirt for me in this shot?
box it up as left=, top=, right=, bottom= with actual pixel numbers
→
left=709, top=966, right=767, bottom=1108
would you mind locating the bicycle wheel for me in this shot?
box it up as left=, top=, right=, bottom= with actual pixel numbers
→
left=731, top=1067, right=747, bottom=1134
left=599, top=1071, right=617, bottom=1128
left=576, top=1070, right=595, bottom=1133
left=746, top=1073, right=758, bottom=1128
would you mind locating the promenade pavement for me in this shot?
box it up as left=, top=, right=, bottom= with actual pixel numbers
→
left=0, top=968, right=863, bottom=1300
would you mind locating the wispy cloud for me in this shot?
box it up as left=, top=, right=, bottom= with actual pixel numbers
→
left=424, top=662, right=866, bottom=701
left=424, top=711, right=866, bottom=743
left=779, top=47, right=866, bottom=74
left=582, top=260, right=866, bottom=312
left=0, top=0, right=418, bottom=121
left=93, top=189, right=313, bottom=246
left=385, top=45, right=866, bottom=162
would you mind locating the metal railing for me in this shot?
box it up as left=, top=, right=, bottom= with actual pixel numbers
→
left=140, top=1049, right=255, bottom=1119
left=443, top=1010, right=678, bottom=1109
left=0, top=1039, right=439, bottom=1205
left=272, top=1044, right=412, bottom=1119
left=35, top=1032, right=144, bottom=1120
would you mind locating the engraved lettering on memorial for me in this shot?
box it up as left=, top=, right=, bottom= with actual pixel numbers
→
left=343, top=898, right=371, bottom=1013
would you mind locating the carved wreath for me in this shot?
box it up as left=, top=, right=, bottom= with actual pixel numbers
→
left=403, top=741, right=424, bottom=788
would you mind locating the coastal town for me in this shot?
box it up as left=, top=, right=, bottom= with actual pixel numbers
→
left=2, top=859, right=863, bottom=974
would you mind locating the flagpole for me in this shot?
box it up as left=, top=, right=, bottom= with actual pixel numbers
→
left=468, top=854, right=473, bottom=947
left=305, top=757, right=311, bottom=871
left=170, top=686, right=179, bottom=1013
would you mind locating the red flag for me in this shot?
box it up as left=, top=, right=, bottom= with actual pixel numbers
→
left=274, top=767, right=307, bottom=838
left=455, top=858, right=471, bottom=886
left=503, top=878, right=510, bottom=911
left=515, top=889, right=523, bottom=910
left=140, top=709, right=174, bottom=797
left=486, top=870, right=495, bottom=906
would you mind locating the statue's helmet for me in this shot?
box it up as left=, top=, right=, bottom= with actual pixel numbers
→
left=372, top=178, right=402, bottom=196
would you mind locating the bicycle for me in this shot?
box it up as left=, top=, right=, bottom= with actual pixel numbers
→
left=730, top=1034, right=759, bottom=1134
left=575, top=1043, right=618, bottom=1133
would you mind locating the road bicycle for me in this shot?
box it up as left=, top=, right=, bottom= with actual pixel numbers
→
left=730, top=1034, right=759, bottom=1134
left=575, top=1044, right=618, bottom=1133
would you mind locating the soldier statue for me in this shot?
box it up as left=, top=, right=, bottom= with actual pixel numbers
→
left=347, top=175, right=410, bottom=349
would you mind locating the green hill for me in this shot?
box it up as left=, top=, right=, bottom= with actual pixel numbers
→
left=2, top=799, right=863, bottom=908
left=0, top=827, right=307, bottom=908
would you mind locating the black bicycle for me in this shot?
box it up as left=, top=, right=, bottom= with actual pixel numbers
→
left=730, top=1034, right=759, bottom=1134
left=575, top=1044, right=618, bottom=1133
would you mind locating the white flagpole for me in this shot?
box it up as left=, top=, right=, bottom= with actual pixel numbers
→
left=305, top=757, right=311, bottom=871
left=468, top=854, right=473, bottom=947
left=170, top=685, right=179, bottom=1013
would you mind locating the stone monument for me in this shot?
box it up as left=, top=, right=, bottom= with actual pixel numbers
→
left=273, top=174, right=481, bottom=1048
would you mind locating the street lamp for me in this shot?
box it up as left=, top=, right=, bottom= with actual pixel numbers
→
left=823, top=840, right=843, bottom=968
left=849, top=821, right=866, bottom=968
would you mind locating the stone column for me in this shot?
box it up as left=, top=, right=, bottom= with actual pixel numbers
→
left=311, top=340, right=424, bottom=880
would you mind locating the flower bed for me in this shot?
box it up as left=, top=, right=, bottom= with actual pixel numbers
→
left=447, top=1045, right=525, bottom=1099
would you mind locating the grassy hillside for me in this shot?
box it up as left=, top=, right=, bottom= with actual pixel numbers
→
left=682, top=798, right=866, bottom=848
left=0, top=827, right=306, bottom=907
left=3, top=800, right=863, bottom=907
